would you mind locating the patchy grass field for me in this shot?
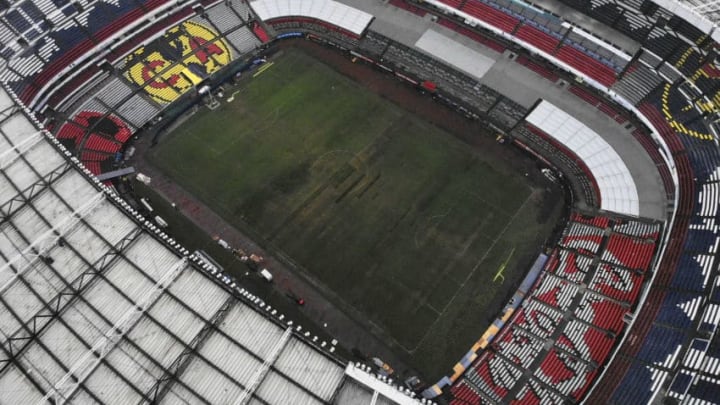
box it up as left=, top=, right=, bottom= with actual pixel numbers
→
left=148, top=48, right=562, bottom=378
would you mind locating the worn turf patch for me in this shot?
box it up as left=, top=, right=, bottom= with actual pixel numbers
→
left=149, top=47, right=562, bottom=378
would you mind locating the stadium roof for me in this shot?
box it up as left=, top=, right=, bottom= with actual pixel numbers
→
left=678, top=0, right=720, bottom=23
left=0, top=85, right=422, bottom=404
left=250, top=0, right=374, bottom=36
left=653, top=0, right=720, bottom=36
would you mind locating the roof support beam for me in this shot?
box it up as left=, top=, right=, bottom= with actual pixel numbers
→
left=233, top=326, right=293, bottom=405
left=0, top=153, right=188, bottom=403
left=0, top=161, right=73, bottom=225
left=0, top=131, right=43, bottom=171
left=0, top=249, right=108, bottom=405
left=691, top=0, right=720, bottom=11
left=0, top=227, right=209, bottom=403
left=0, top=191, right=104, bottom=294
left=0, top=104, right=20, bottom=125
left=39, top=257, right=188, bottom=404
left=148, top=295, right=239, bottom=403
left=0, top=226, right=143, bottom=375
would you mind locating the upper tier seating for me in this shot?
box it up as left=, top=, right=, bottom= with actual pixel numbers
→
left=514, top=24, right=560, bottom=54
left=0, top=0, right=182, bottom=104
left=388, top=0, right=427, bottom=16
left=586, top=47, right=720, bottom=400
left=462, top=0, right=520, bottom=33
left=612, top=61, right=666, bottom=105
left=511, top=378, right=566, bottom=404
left=402, top=0, right=624, bottom=86
left=465, top=351, right=522, bottom=402
left=601, top=233, right=657, bottom=270
left=589, top=262, right=644, bottom=304
left=555, top=44, right=617, bottom=86
left=533, top=348, right=597, bottom=399
left=437, top=17, right=507, bottom=53
left=552, top=248, right=592, bottom=284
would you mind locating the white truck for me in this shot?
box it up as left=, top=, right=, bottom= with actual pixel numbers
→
left=259, top=268, right=273, bottom=282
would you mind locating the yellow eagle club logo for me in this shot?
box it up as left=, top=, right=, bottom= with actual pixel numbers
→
left=124, top=21, right=232, bottom=104
left=660, top=83, right=714, bottom=141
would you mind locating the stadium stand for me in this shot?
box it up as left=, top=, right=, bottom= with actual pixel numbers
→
left=237, top=0, right=371, bottom=49
left=465, top=351, right=522, bottom=402
left=613, top=60, right=666, bottom=105
left=0, top=0, right=195, bottom=105
left=461, top=0, right=521, bottom=33
left=552, top=248, right=593, bottom=284
left=513, top=24, right=560, bottom=54
left=38, top=0, right=280, bottom=180
left=0, top=1, right=426, bottom=403
left=589, top=262, right=645, bottom=304
left=525, top=101, right=640, bottom=216
left=388, top=0, right=427, bottom=17
left=358, top=30, right=391, bottom=58
left=437, top=17, right=508, bottom=53
left=559, top=222, right=605, bottom=255
left=55, top=110, right=131, bottom=175
left=515, top=54, right=560, bottom=82
left=382, top=40, right=503, bottom=113
left=2, top=0, right=720, bottom=403
left=534, top=3, right=720, bottom=402
left=554, top=44, right=618, bottom=86
left=0, top=83, right=431, bottom=403
left=445, top=211, right=659, bottom=404
left=411, top=0, right=629, bottom=87
left=512, top=124, right=601, bottom=208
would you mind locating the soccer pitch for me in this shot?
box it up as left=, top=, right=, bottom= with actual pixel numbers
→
left=148, top=47, right=562, bottom=377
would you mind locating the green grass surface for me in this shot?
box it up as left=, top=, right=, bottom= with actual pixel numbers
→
left=148, top=48, right=562, bottom=378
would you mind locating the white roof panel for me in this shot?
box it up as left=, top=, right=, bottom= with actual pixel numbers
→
left=0, top=366, right=45, bottom=403
left=196, top=330, right=264, bottom=387
left=168, top=269, right=228, bottom=321
left=160, top=381, right=207, bottom=405
left=219, top=304, right=286, bottom=360
left=178, top=355, right=246, bottom=404
left=67, top=388, right=99, bottom=404
left=23, top=142, right=66, bottom=175
left=0, top=300, right=24, bottom=340
left=0, top=278, right=44, bottom=331
left=256, top=370, right=324, bottom=405
left=105, top=341, right=165, bottom=388
left=1, top=113, right=38, bottom=144
left=127, top=316, right=187, bottom=369
left=146, top=293, right=205, bottom=346
left=275, top=338, right=345, bottom=401
left=82, top=363, right=143, bottom=404
left=21, top=344, right=67, bottom=392
left=83, top=274, right=137, bottom=324
left=526, top=100, right=640, bottom=216
left=656, top=0, right=716, bottom=32
left=250, top=0, right=373, bottom=35
left=123, top=236, right=181, bottom=281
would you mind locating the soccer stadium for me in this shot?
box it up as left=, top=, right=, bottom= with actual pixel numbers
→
left=0, top=0, right=718, bottom=403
